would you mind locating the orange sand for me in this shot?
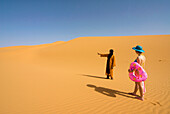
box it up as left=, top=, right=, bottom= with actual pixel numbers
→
left=0, top=35, right=170, bottom=114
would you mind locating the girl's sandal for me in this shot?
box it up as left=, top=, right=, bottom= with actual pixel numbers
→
left=135, top=96, right=144, bottom=101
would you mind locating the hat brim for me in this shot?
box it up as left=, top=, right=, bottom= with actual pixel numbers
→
left=132, top=47, right=145, bottom=52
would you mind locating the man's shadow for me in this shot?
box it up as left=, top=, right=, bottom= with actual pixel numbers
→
left=87, top=84, right=139, bottom=99
left=81, top=74, right=106, bottom=79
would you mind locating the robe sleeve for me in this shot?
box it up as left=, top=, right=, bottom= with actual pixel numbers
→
left=113, top=55, right=116, bottom=67
left=100, top=54, right=109, bottom=57
left=110, top=55, right=116, bottom=69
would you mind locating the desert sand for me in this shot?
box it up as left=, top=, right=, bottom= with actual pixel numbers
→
left=0, top=35, right=170, bottom=114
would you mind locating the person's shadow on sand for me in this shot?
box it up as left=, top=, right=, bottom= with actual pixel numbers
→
left=81, top=74, right=106, bottom=79
left=87, top=84, right=138, bottom=99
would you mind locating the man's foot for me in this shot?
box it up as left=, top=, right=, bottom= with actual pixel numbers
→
left=106, top=75, right=109, bottom=79
left=111, top=77, right=113, bottom=80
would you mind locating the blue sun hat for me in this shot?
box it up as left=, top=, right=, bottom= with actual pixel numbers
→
left=132, top=45, right=145, bottom=52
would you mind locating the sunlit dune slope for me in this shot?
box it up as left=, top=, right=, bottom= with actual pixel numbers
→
left=0, top=35, right=169, bottom=114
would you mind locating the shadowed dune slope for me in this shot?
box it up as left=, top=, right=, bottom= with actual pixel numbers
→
left=0, top=35, right=170, bottom=114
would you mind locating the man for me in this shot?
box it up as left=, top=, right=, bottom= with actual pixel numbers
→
left=98, top=49, right=116, bottom=80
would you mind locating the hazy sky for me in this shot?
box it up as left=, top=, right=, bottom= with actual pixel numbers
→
left=0, top=0, right=170, bottom=47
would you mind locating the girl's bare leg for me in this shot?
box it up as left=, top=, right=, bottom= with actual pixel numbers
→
left=133, top=82, right=139, bottom=94
left=138, top=82, right=144, bottom=100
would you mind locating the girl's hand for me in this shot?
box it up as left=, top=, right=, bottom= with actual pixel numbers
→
left=128, top=69, right=131, bottom=72
left=135, top=70, right=140, bottom=76
left=97, top=53, right=100, bottom=55
left=128, top=69, right=134, bottom=73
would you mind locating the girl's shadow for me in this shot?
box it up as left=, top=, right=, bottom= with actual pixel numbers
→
left=87, top=84, right=139, bottom=99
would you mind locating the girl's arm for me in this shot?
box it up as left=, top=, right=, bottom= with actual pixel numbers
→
left=137, top=57, right=141, bottom=65
left=128, top=57, right=140, bottom=73
left=135, top=57, right=140, bottom=75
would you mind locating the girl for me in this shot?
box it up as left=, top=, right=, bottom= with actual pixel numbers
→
left=128, top=45, right=146, bottom=101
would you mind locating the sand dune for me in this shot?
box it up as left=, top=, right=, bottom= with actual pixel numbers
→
left=0, top=35, right=170, bottom=114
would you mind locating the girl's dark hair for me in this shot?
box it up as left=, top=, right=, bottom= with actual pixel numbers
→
left=135, top=51, right=142, bottom=54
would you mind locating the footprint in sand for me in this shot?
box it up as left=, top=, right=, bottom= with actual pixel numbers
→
left=145, top=98, right=162, bottom=106
left=151, top=102, right=157, bottom=105
left=150, top=101, right=162, bottom=106
left=156, top=101, right=162, bottom=106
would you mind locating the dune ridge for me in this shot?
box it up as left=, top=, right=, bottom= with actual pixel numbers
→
left=0, top=35, right=170, bottom=114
